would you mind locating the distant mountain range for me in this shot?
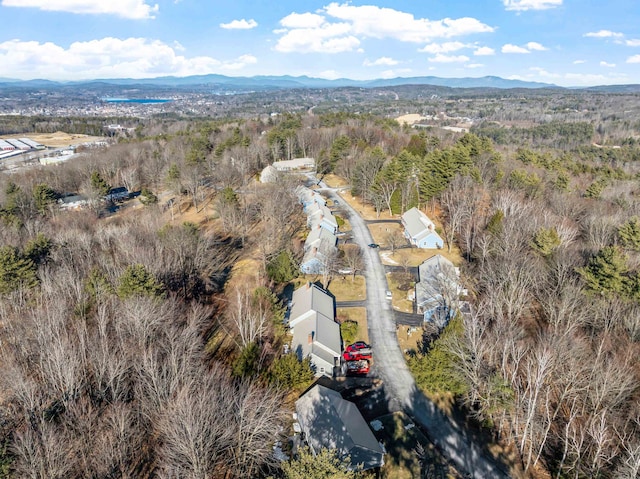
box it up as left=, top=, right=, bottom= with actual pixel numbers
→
left=1, top=73, right=639, bottom=92
left=0, top=74, right=557, bottom=90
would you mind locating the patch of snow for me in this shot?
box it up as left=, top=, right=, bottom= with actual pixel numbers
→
left=273, top=442, right=289, bottom=462
left=380, top=252, right=399, bottom=265
left=370, top=419, right=384, bottom=431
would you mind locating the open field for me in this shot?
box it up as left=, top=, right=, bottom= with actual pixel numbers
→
left=395, top=114, right=425, bottom=126
left=0, top=131, right=106, bottom=148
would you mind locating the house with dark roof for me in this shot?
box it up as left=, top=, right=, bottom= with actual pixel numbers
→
left=401, top=207, right=444, bottom=249
left=295, top=384, right=385, bottom=471
left=289, top=284, right=341, bottom=377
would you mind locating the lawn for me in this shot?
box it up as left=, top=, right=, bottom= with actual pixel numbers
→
left=336, top=307, right=368, bottom=344
left=397, top=325, right=424, bottom=355
left=373, top=412, right=462, bottom=479
left=336, top=191, right=397, bottom=221
left=386, top=272, right=414, bottom=313
left=293, top=275, right=366, bottom=302
left=327, top=275, right=366, bottom=301
left=367, top=222, right=407, bottom=249
left=322, top=173, right=349, bottom=188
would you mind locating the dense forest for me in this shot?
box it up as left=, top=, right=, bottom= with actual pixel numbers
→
left=0, top=96, right=639, bottom=478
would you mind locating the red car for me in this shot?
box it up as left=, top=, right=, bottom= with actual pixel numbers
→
left=342, top=349, right=372, bottom=362
left=346, top=359, right=370, bottom=375
left=346, top=341, right=370, bottom=353
left=343, top=341, right=372, bottom=361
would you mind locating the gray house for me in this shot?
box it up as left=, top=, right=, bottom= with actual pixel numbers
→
left=295, top=384, right=385, bottom=471
left=289, top=284, right=341, bottom=377
left=401, top=207, right=444, bottom=249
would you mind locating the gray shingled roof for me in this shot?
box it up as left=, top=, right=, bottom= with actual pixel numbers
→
left=402, top=207, right=435, bottom=240
left=296, top=384, right=385, bottom=471
left=289, top=283, right=335, bottom=325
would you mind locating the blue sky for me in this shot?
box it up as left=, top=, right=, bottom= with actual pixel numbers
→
left=1, top=0, right=640, bottom=86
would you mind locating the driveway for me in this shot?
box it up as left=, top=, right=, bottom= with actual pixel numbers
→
left=319, top=185, right=510, bottom=479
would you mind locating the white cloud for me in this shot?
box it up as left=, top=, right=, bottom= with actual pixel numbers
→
left=1, top=0, right=158, bottom=19
left=220, top=19, right=258, bottom=30
left=627, top=55, right=640, bottom=64
left=324, top=3, right=494, bottom=42
left=502, top=44, right=530, bottom=53
left=600, top=61, right=616, bottom=68
left=503, top=0, right=562, bottom=11
left=584, top=30, right=623, bottom=38
left=573, top=59, right=585, bottom=64
left=280, top=12, right=326, bottom=28
left=0, top=38, right=258, bottom=80
left=466, top=63, right=484, bottom=68
left=625, top=39, right=640, bottom=47
left=274, top=22, right=360, bottom=53
left=363, top=57, right=398, bottom=66
left=526, top=41, right=547, bottom=51
left=419, top=42, right=468, bottom=54
left=428, top=53, right=470, bottom=63
left=474, top=46, right=495, bottom=56
left=274, top=4, right=493, bottom=54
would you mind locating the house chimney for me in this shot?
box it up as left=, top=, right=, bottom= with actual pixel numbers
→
left=308, top=332, right=314, bottom=344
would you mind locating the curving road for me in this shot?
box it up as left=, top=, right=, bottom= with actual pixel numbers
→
left=321, top=185, right=510, bottom=479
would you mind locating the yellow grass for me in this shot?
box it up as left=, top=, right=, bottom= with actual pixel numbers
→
left=337, top=190, right=397, bottom=221
left=0, top=131, right=106, bottom=148
left=367, top=222, right=405, bottom=247
left=395, top=113, right=425, bottom=126
left=336, top=307, right=368, bottom=343
left=386, top=272, right=414, bottom=313
left=292, top=275, right=366, bottom=302
left=322, top=173, right=349, bottom=188
left=327, top=275, right=366, bottom=301
left=397, top=325, right=423, bottom=354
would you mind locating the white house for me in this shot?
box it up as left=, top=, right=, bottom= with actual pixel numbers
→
left=288, top=283, right=341, bottom=377
left=401, top=207, right=444, bottom=249
left=272, top=157, right=315, bottom=171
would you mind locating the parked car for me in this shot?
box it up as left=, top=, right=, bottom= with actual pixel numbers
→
left=343, top=349, right=372, bottom=361
left=385, top=290, right=393, bottom=300
left=368, top=243, right=380, bottom=248
left=345, top=359, right=370, bottom=375
left=346, top=341, right=370, bottom=352
left=338, top=268, right=353, bottom=275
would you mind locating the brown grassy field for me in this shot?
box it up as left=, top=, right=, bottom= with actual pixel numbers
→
left=0, top=131, right=106, bottom=148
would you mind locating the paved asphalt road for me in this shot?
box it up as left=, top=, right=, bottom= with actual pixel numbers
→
left=320, top=185, right=510, bottom=479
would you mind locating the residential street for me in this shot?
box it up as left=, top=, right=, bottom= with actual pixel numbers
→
left=320, top=185, right=510, bottom=479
